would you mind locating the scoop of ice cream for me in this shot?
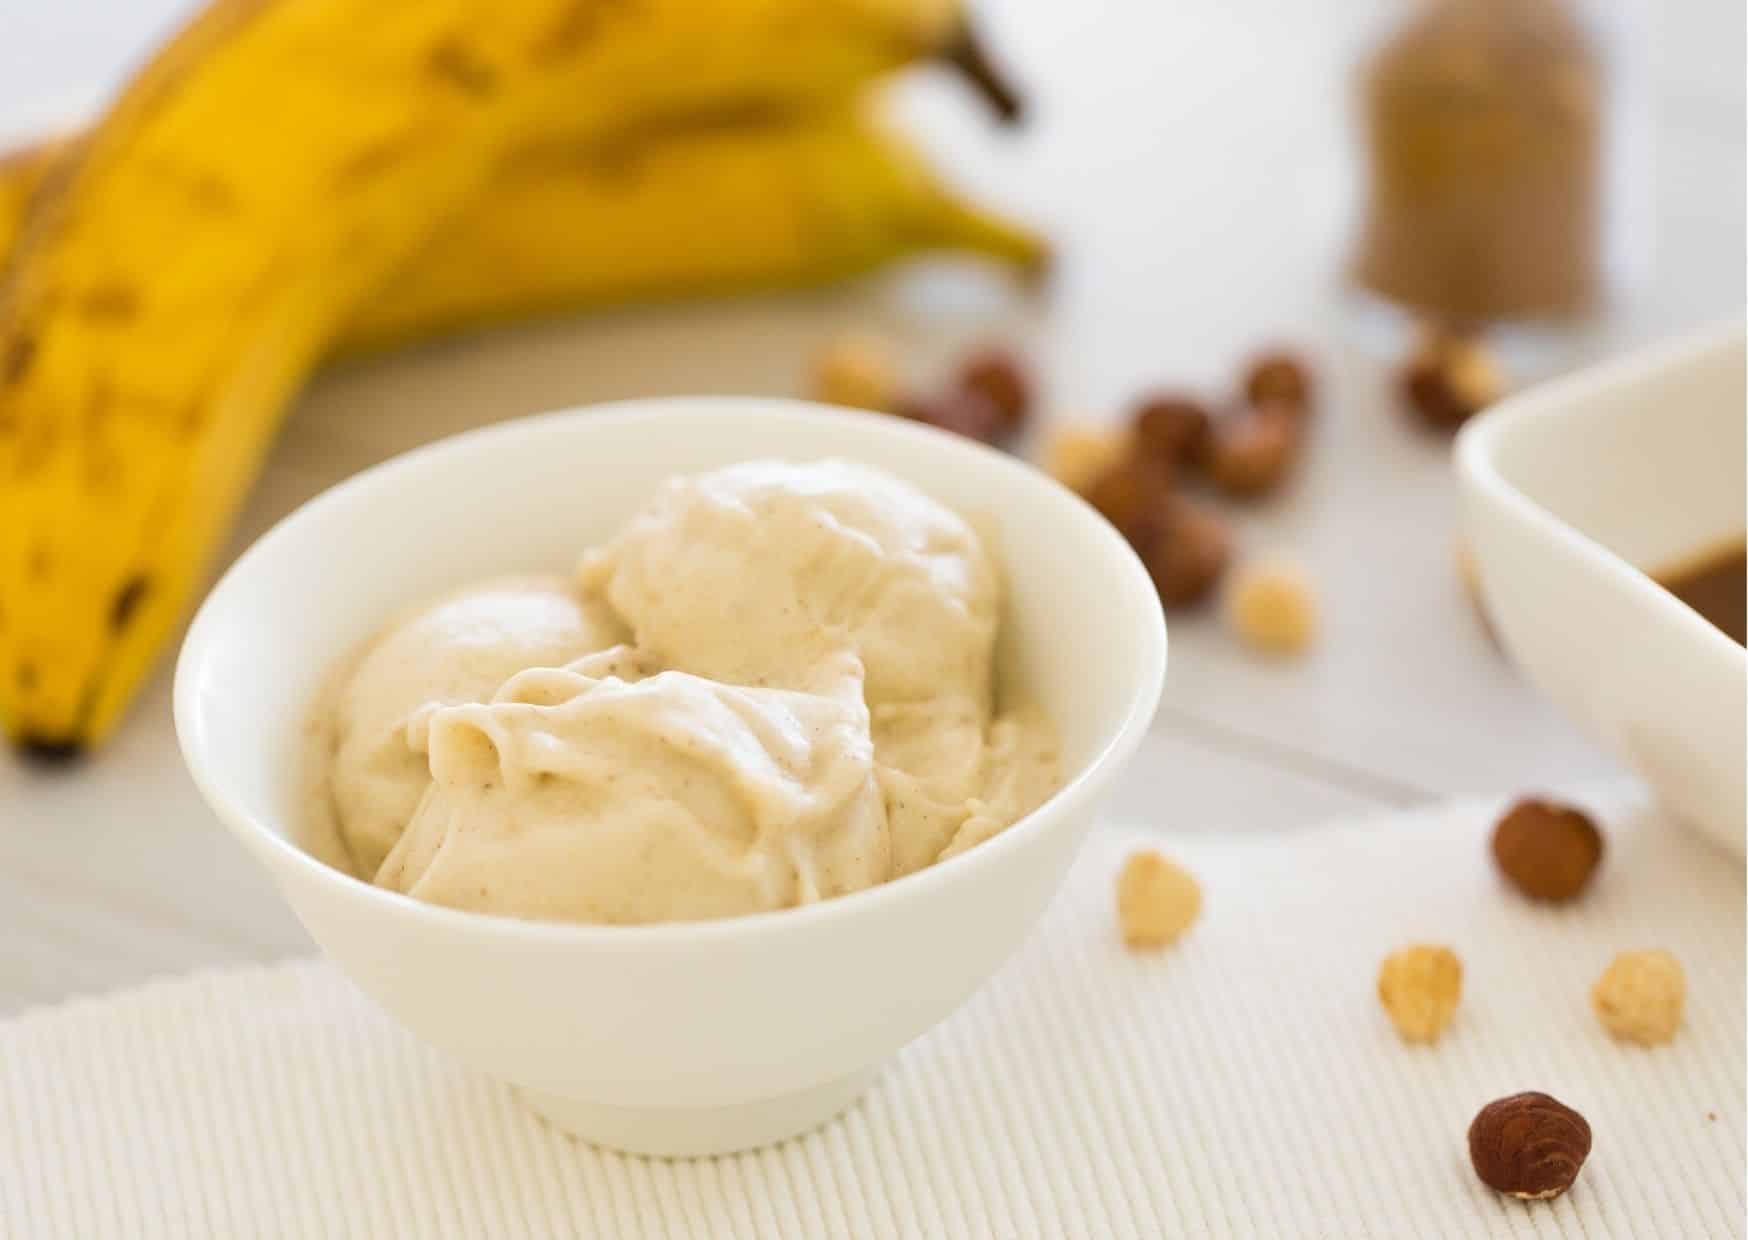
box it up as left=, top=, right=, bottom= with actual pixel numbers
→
left=375, top=650, right=891, bottom=923
left=323, top=577, right=624, bottom=876
left=309, top=461, right=1061, bottom=925
left=579, top=459, right=999, bottom=709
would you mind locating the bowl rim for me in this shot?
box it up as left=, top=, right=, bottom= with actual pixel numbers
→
left=174, top=397, right=1169, bottom=946
left=1455, top=319, right=1747, bottom=667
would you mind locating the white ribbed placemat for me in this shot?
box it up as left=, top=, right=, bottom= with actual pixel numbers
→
left=2, top=784, right=1742, bottom=1238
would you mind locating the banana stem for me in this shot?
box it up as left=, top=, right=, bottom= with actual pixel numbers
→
left=941, top=22, right=1025, bottom=124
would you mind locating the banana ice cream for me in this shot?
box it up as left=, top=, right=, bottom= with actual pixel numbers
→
left=303, top=460, right=1059, bottom=925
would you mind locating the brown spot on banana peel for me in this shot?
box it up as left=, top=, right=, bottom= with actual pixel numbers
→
left=334, top=138, right=416, bottom=187
left=109, top=576, right=150, bottom=632
left=79, top=282, right=141, bottom=323
left=427, top=37, right=500, bottom=97
left=2, top=334, right=33, bottom=384
left=528, top=0, right=636, bottom=65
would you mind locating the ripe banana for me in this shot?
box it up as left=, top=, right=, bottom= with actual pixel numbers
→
left=0, top=116, right=1040, bottom=356
left=0, top=0, right=1034, bottom=754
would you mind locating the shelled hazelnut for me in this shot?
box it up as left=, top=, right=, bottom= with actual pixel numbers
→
left=1490, top=798, right=1603, bottom=903
left=811, top=333, right=903, bottom=412
left=1242, top=351, right=1314, bottom=413
left=1131, top=394, right=1211, bottom=472
left=1143, top=497, right=1231, bottom=607
left=1468, top=1092, right=1592, bottom=1200
left=1592, top=949, right=1685, bottom=1046
left=1226, top=561, right=1317, bottom=655
left=1377, top=944, right=1463, bottom=1043
left=896, top=389, right=1005, bottom=445
left=1205, top=403, right=1302, bottom=498
left=957, top=347, right=1032, bottom=438
left=1043, top=424, right=1130, bottom=496
left=1400, top=328, right=1505, bottom=429
left=1116, top=850, right=1202, bottom=947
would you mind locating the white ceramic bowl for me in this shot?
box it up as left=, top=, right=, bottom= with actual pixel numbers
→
left=1458, top=323, right=1746, bottom=857
left=175, top=399, right=1167, bottom=1157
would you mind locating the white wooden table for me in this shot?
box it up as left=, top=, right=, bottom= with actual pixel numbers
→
left=1, top=0, right=1742, bottom=1016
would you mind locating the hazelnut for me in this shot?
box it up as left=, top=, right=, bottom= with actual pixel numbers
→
left=811, top=333, right=902, bottom=412
left=1468, top=1092, right=1592, bottom=1200
left=1205, top=403, right=1301, bottom=498
left=1143, top=498, right=1231, bottom=607
left=1377, top=944, right=1462, bottom=1043
left=1400, top=329, right=1505, bottom=429
left=956, top=347, right=1032, bottom=437
left=1226, top=560, right=1317, bottom=656
left=1491, top=798, right=1603, bottom=902
left=896, top=388, right=1004, bottom=445
left=1592, top=949, right=1685, bottom=1045
left=1116, top=849, right=1202, bottom=947
left=1043, top=423, right=1131, bottom=496
left=1242, top=351, right=1313, bottom=413
left=1131, top=394, right=1210, bottom=471
left=1084, top=455, right=1173, bottom=546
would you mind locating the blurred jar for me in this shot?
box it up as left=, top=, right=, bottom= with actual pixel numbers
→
left=1349, top=0, right=1644, bottom=358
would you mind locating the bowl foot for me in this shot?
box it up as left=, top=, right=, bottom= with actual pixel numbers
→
left=517, top=1065, right=879, bottom=1158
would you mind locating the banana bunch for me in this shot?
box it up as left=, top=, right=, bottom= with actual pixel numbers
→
left=0, top=0, right=1043, bottom=756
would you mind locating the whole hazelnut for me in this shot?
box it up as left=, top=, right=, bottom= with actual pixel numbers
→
left=1084, top=455, right=1173, bottom=546
left=1592, top=949, right=1685, bottom=1046
left=1205, top=403, right=1301, bottom=498
left=1131, top=394, right=1211, bottom=471
left=897, top=388, right=1004, bottom=445
left=956, top=347, right=1031, bottom=437
left=1226, top=560, right=1317, bottom=656
left=1042, top=423, right=1131, bottom=496
left=1242, top=351, right=1313, bottom=413
left=1116, top=849, right=1202, bottom=948
left=1468, top=1092, right=1592, bottom=1200
left=1144, top=497, right=1231, bottom=607
left=1400, top=329, right=1505, bottom=429
left=1377, top=944, right=1462, bottom=1043
left=811, top=333, right=903, bottom=412
left=1491, top=798, right=1604, bottom=903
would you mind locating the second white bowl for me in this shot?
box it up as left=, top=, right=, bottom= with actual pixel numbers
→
left=175, top=399, right=1167, bottom=1156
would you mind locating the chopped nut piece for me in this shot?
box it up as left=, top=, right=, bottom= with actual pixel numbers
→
left=1592, top=949, right=1685, bottom=1045
left=1131, top=394, right=1211, bottom=471
left=1400, top=328, right=1505, bottom=429
left=1116, top=849, right=1202, bottom=947
left=1491, top=798, right=1603, bottom=902
left=957, top=347, right=1032, bottom=437
left=1043, top=424, right=1131, bottom=496
left=1377, top=944, right=1462, bottom=1043
left=1226, top=560, right=1317, bottom=655
left=1468, top=1092, right=1592, bottom=1200
left=1143, top=497, right=1231, bottom=607
left=1205, top=403, right=1302, bottom=498
left=810, top=333, right=903, bottom=412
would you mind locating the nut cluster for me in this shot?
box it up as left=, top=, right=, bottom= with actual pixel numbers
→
left=1048, top=349, right=1317, bottom=612
left=808, top=335, right=1034, bottom=448
left=1468, top=1092, right=1592, bottom=1200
